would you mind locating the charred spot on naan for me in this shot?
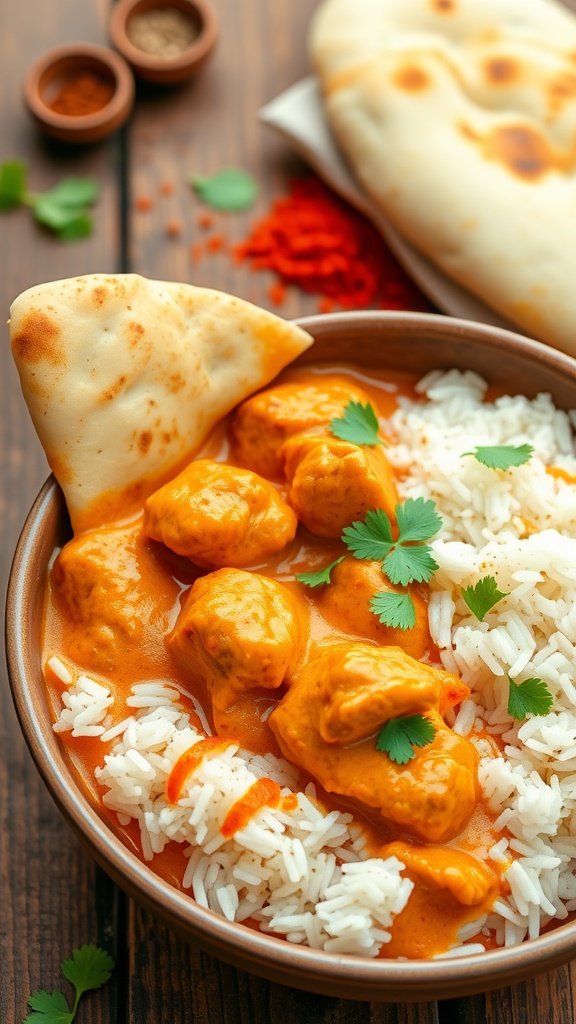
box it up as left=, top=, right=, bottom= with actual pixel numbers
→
left=11, top=309, right=63, bottom=366
left=483, top=56, right=519, bottom=86
left=392, top=64, right=431, bottom=93
left=430, top=0, right=457, bottom=13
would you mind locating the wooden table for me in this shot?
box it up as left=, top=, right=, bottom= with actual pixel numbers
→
left=2, top=1, right=576, bottom=1021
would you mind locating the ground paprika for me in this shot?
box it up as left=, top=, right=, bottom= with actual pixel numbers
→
left=234, top=176, right=430, bottom=313
left=47, top=71, right=115, bottom=117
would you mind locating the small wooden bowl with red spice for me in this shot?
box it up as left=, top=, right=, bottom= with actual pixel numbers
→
left=24, top=43, right=135, bottom=144
left=109, top=0, right=218, bottom=85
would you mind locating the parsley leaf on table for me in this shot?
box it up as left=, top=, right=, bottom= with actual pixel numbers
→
left=376, top=714, right=435, bottom=765
left=462, top=575, right=508, bottom=621
left=24, top=944, right=114, bottom=1024
left=330, top=400, right=381, bottom=446
left=191, top=168, right=258, bottom=211
left=464, top=444, right=534, bottom=470
left=0, top=159, right=26, bottom=209
left=0, top=160, right=99, bottom=240
left=370, top=590, right=416, bottom=631
left=296, top=556, right=345, bottom=588
left=342, top=497, right=441, bottom=587
left=508, top=676, right=554, bottom=720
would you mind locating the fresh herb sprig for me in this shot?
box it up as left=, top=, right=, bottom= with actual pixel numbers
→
left=0, top=160, right=99, bottom=240
left=370, top=590, right=416, bottom=630
left=464, top=444, right=534, bottom=470
left=24, top=944, right=114, bottom=1024
left=508, top=676, right=554, bottom=720
left=330, top=400, right=381, bottom=447
left=376, top=714, right=435, bottom=765
left=296, top=556, right=345, bottom=588
left=342, top=498, right=442, bottom=587
left=462, top=575, right=508, bottom=621
left=190, top=168, right=258, bottom=211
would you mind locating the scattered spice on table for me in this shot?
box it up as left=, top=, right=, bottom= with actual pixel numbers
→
left=46, top=71, right=115, bottom=117
left=135, top=195, right=154, bottom=212
left=165, top=217, right=183, bottom=236
left=159, top=180, right=174, bottom=196
left=127, top=7, right=199, bottom=59
left=197, top=211, right=215, bottom=229
left=234, top=176, right=430, bottom=312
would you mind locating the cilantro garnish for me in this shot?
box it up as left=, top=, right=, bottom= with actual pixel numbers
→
left=0, top=160, right=99, bottom=240
left=370, top=590, right=416, bottom=631
left=342, top=497, right=441, bottom=586
left=296, top=556, right=345, bottom=588
left=464, top=444, right=534, bottom=470
left=462, top=575, right=508, bottom=621
left=330, top=400, right=381, bottom=446
left=508, top=676, right=554, bottom=720
left=376, top=714, right=435, bottom=765
left=24, top=944, right=114, bottom=1024
left=190, top=168, right=258, bottom=211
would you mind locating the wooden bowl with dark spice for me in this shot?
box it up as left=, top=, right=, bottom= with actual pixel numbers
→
left=24, top=43, right=135, bottom=144
left=109, top=0, right=218, bottom=85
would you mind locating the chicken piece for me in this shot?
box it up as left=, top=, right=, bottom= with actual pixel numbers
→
left=168, top=568, right=308, bottom=733
left=269, top=642, right=477, bottom=843
left=50, top=522, right=183, bottom=676
left=229, top=377, right=374, bottom=480
left=282, top=435, right=398, bottom=538
left=143, top=459, right=297, bottom=569
left=383, top=842, right=496, bottom=907
left=315, top=557, right=430, bottom=660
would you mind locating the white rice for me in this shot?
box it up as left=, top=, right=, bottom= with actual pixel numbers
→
left=386, top=369, right=576, bottom=947
left=48, top=368, right=576, bottom=957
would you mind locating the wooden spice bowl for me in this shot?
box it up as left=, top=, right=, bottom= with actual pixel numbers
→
left=24, top=43, right=135, bottom=144
left=109, top=0, right=219, bottom=85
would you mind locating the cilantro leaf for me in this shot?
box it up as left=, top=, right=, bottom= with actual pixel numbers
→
left=24, top=989, right=72, bottom=1024
left=191, top=168, right=258, bottom=211
left=40, top=177, right=99, bottom=207
left=341, top=508, right=394, bottom=561
left=370, top=590, right=416, bottom=630
left=61, top=944, right=115, bottom=998
left=296, top=556, right=345, bottom=588
left=508, top=676, right=554, bottom=720
left=465, top=444, right=534, bottom=470
left=376, top=715, right=435, bottom=765
left=24, top=945, right=114, bottom=1024
left=395, top=497, right=442, bottom=544
left=462, top=575, right=508, bottom=621
left=0, top=159, right=27, bottom=209
left=330, top=401, right=381, bottom=446
left=383, top=544, right=439, bottom=586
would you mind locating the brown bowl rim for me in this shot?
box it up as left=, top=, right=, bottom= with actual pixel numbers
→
left=6, top=310, right=576, bottom=1001
left=24, top=42, right=135, bottom=133
left=109, top=0, right=219, bottom=75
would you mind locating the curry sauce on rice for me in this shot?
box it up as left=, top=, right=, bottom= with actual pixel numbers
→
left=10, top=275, right=576, bottom=961
left=38, top=358, right=576, bottom=960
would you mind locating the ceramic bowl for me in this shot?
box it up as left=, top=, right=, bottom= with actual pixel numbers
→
left=7, top=311, right=576, bottom=1002
left=24, top=43, right=135, bottom=144
left=109, top=0, right=218, bottom=85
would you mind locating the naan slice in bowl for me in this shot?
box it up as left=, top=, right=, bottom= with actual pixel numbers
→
left=10, top=274, right=313, bottom=533
left=310, top=0, right=576, bottom=354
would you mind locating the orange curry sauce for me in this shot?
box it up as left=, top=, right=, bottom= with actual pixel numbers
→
left=42, top=363, right=507, bottom=960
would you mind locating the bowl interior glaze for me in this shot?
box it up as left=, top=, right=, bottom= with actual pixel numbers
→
left=7, top=310, right=576, bottom=1001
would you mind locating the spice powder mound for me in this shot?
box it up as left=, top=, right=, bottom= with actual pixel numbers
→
left=234, top=176, right=431, bottom=313
left=127, top=8, right=200, bottom=59
left=46, top=71, right=115, bottom=117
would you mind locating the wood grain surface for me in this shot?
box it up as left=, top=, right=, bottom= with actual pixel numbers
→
left=1, top=1, right=576, bottom=1021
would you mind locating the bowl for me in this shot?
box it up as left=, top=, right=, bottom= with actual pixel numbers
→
left=109, top=0, right=218, bottom=85
left=24, top=43, right=135, bottom=144
left=7, top=310, right=576, bottom=1002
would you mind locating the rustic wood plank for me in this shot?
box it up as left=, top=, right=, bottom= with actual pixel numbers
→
left=441, top=962, right=576, bottom=1024
left=0, top=0, right=123, bottom=1020
left=127, top=903, right=439, bottom=1024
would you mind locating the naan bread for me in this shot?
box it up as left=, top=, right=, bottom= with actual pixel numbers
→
left=10, top=274, right=313, bottom=532
left=311, top=0, right=576, bottom=353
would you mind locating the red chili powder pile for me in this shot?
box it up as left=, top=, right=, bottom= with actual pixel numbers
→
left=234, top=176, right=430, bottom=313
